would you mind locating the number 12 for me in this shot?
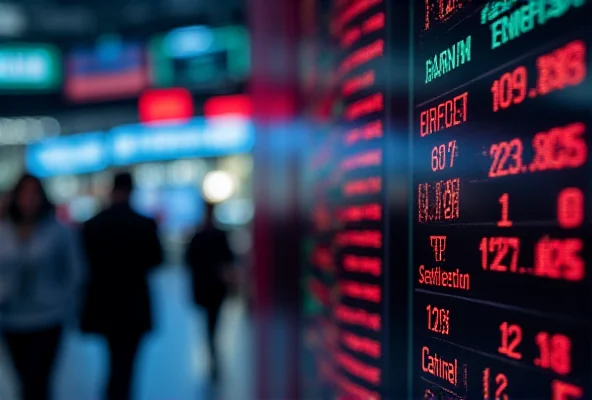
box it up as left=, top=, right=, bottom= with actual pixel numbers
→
left=499, top=322, right=522, bottom=360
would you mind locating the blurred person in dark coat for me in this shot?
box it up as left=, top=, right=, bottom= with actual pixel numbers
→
left=0, top=174, right=86, bottom=400
left=81, top=172, right=163, bottom=400
left=185, top=201, right=235, bottom=382
left=0, top=190, right=11, bottom=219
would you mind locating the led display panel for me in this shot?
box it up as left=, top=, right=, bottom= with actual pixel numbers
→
left=412, top=1, right=592, bottom=398
left=0, top=44, right=61, bottom=91
left=26, top=118, right=254, bottom=177
left=109, top=116, right=255, bottom=165
left=26, top=132, right=108, bottom=178
left=149, top=25, right=250, bottom=92
left=300, top=0, right=389, bottom=398
left=65, top=37, right=150, bottom=103
left=204, top=94, right=252, bottom=118
left=139, top=88, right=194, bottom=124
left=298, top=0, right=592, bottom=399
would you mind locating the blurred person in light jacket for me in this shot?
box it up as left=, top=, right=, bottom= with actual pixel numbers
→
left=0, top=174, right=86, bottom=400
left=185, top=201, right=235, bottom=382
left=81, top=172, right=163, bottom=400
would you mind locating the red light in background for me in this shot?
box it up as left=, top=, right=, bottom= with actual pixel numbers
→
left=204, top=95, right=252, bottom=118
left=139, top=88, right=194, bottom=124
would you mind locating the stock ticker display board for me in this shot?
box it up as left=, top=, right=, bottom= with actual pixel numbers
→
left=413, top=0, right=591, bottom=398
left=301, top=0, right=592, bottom=399
left=301, top=0, right=388, bottom=397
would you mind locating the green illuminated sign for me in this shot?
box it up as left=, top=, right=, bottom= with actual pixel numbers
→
left=484, top=0, right=586, bottom=50
left=0, top=44, right=61, bottom=91
left=149, top=25, right=250, bottom=89
left=425, top=36, right=472, bottom=84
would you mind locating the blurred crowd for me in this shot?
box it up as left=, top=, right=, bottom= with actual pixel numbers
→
left=0, top=171, right=239, bottom=400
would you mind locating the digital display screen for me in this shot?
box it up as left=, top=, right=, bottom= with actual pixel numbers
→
left=109, top=116, right=254, bottom=165
left=413, top=1, right=590, bottom=398
left=26, top=131, right=108, bottom=178
left=0, top=44, right=61, bottom=91
left=301, top=0, right=388, bottom=397
left=26, top=117, right=254, bottom=178
left=65, top=39, right=150, bottom=102
left=149, top=25, right=250, bottom=92
left=299, top=0, right=592, bottom=398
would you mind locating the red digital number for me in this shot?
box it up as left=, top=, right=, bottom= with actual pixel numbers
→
left=482, top=236, right=584, bottom=281
left=557, top=188, right=584, bottom=229
left=480, top=237, right=520, bottom=273
left=426, top=304, right=450, bottom=335
left=537, top=40, right=586, bottom=96
left=530, top=122, right=587, bottom=173
left=484, top=368, right=509, bottom=400
left=491, top=41, right=586, bottom=112
left=535, top=332, right=572, bottom=375
left=491, top=66, right=527, bottom=112
left=431, top=144, right=445, bottom=171
left=488, top=139, right=524, bottom=177
left=552, top=380, right=583, bottom=400
left=498, top=322, right=523, bottom=360
left=534, top=237, right=584, bottom=281
left=431, top=140, right=457, bottom=172
left=498, top=193, right=512, bottom=227
left=488, top=123, right=587, bottom=178
left=495, top=373, right=509, bottom=400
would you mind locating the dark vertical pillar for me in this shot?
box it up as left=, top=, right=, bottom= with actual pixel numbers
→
left=248, top=0, right=301, bottom=398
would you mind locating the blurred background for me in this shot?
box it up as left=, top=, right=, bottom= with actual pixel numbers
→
left=0, top=0, right=274, bottom=399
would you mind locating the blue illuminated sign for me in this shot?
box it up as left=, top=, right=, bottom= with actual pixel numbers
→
left=65, top=36, right=150, bottom=102
left=26, top=117, right=254, bottom=176
left=26, top=132, right=108, bottom=178
left=164, top=26, right=215, bottom=59
left=109, top=116, right=254, bottom=165
left=69, top=41, right=143, bottom=75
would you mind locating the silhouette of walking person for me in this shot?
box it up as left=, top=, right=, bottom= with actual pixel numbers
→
left=0, top=174, right=86, bottom=400
left=81, top=172, right=163, bottom=400
left=186, top=201, right=235, bottom=383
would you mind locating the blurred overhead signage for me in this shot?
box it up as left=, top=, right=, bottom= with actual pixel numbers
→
left=109, top=116, right=254, bottom=165
left=149, top=25, right=249, bottom=92
left=26, top=132, right=108, bottom=178
left=139, top=88, right=194, bottom=124
left=26, top=117, right=254, bottom=177
left=65, top=35, right=150, bottom=103
left=0, top=44, right=61, bottom=91
left=204, top=94, right=252, bottom=118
